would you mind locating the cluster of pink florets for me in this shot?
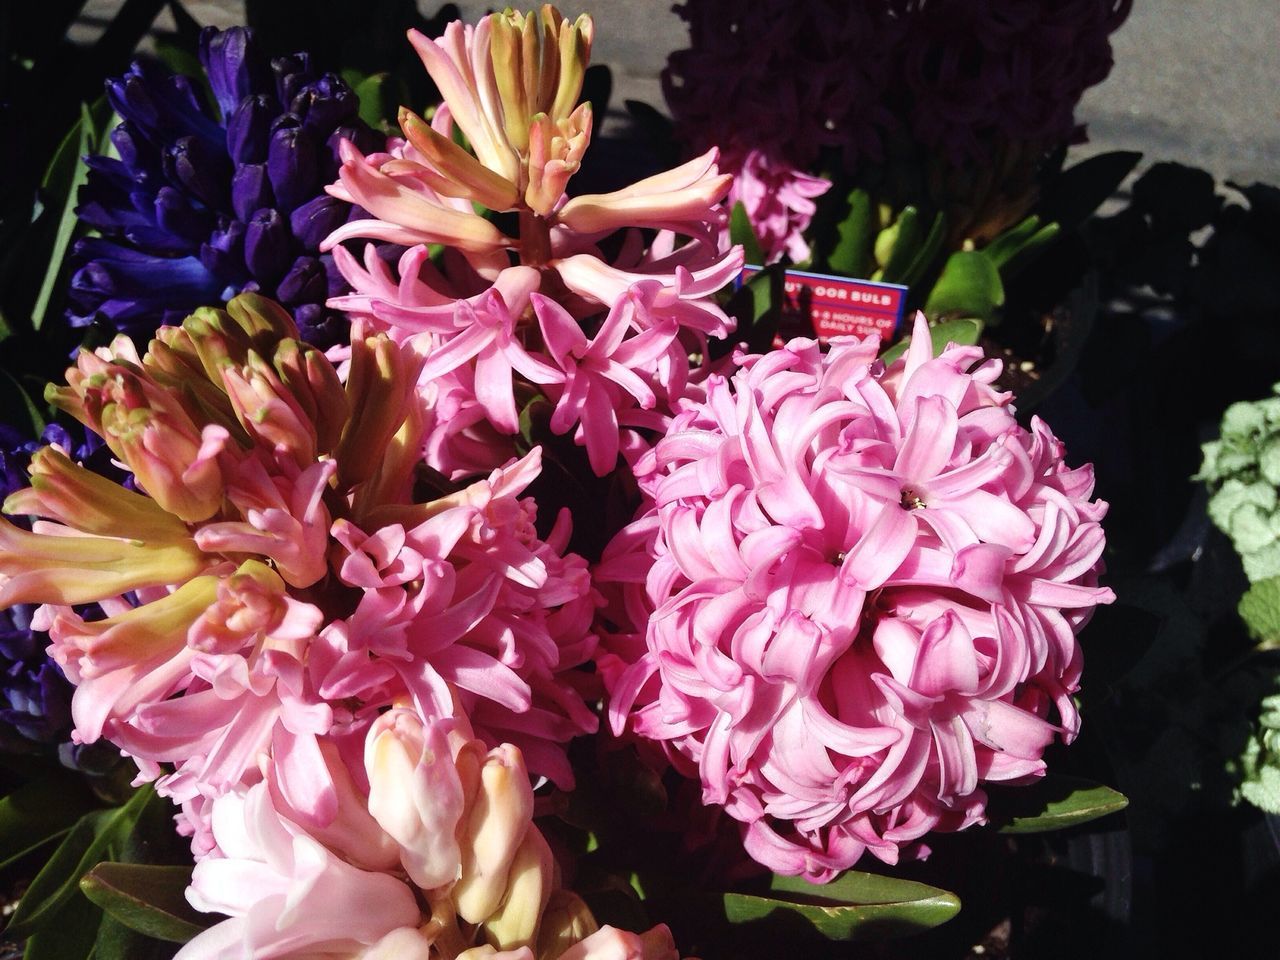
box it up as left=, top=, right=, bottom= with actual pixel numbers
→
left=0, top=6, right=1117, bottom=957
left=598, top=315, right=1113, bottom=880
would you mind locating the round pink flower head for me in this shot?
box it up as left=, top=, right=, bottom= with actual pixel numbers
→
left=601, top=313, right=1114, bottom=881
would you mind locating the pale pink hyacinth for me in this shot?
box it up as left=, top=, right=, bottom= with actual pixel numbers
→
left=321, top=7, right=742, bottom=478
left=177, top=713, right=682, bottom=960
left=0, top=294, right=598, bottom=812
left=600, top=313, right=1113, bottom=880
left=725, top=148, right=831, bottom=265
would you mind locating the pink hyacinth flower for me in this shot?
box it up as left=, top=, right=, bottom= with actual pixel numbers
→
left=602, top=313, right=1114, bottom=880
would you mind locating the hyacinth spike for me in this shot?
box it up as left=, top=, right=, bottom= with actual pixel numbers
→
left=397, top=107, right=519, bottom=211
left=0, top=517, right=207, bottom=607
left=335, top=331, right=419, bottom=488
left=5, top=447, right=190, bottom=543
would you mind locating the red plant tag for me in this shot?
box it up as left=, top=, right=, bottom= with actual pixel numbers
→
left=740, top=266, right=908, bottom=346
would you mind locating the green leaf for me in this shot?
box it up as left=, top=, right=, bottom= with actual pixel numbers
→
left=826, top=188, right=874, bottom=278
left=1041, top=150, right=1142, bottom=231
left=21, top=891, right=101, bottom=960
left=722, top=870, right=960, bottom=941
left=878, top=318, right=982, bottom=365
left=0, top=772, right=96, bottom=872
left=0, top=368, right=47, bottom=437
left=81, top=863, right=209, bottom=943
left=897, top=211, right=946, bottom=289
left=720, top=265, right=783, bottom=357
left=31, top=97, right=114, bottom=331
left=347, top=70, right=394, bottom=130
left=730, top=202, right=765, bottom=268
left=1239, top=576, right=1280, bottom=648
left=923, top=250, right=1004, bottom=321
left=991, top=774, right=1128, bottom=834
left=6, top=785, right=154, bottom=939
left=879, top=207, right=922, bottom=284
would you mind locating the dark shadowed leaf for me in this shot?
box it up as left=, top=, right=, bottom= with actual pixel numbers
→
left=81, top=863, right=209, bottom=943
left=991, top=774, right=1128, bottom=834
left=0, top=771, right=97, bottom=872
left=721, top=870, right=960, bottom=940
left=6, top=785, right=154, bottom=939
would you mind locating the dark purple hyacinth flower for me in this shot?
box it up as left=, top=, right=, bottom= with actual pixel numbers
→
left=0, top=423, right=122, bottom=772
left=68, top=27, right=383, bottom=347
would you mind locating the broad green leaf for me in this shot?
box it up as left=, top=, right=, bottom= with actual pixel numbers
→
left=0, top=772, right=96, bottom=871
left=923, top=250, right=1004, bottom=321
left=992, top=774, right=1128, bottom=834
left=348, top=71, right=394, bottom=130
left=6, top=785, right=154, bottom=939
left=826, top=188, right=874, bottom=278
left=730, top=201, right=765, bottom=268
left=1239, top=576, right=1280, bottom=649
left=984, top=214, right=1062, bottom=279
left=722, top=870, right=960, bottom=941
left=878, top=318, right=982, bottom=365
left=21, top=890, right=101, bottom=960
left=31, top=97, right=114, bottom=331
left=81, top=863, right=209, bottom=943
left=879, top=207, right=922, bottom=284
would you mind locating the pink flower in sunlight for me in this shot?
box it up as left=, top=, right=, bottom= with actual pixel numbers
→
left=600, top=313, right=1113, bottom=881
left=312, top=8, right=743, bottom=479
left=0, top=294, right=598, bottom=809
left=177, top=713, right=685, bottom=960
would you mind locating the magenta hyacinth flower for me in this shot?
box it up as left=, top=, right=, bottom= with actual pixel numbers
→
left=600, top=314, right=1113, bottom=880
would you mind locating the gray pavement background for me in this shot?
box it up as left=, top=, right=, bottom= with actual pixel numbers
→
left=73, top=0, right=1280, bottom=184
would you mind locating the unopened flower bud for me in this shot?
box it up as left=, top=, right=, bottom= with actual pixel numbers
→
left=365, top=709, right=466, bottom=891
left=231, top=162, right=273, bottom=221
left=245, top=207, right=291, bottom=283
left=226, top=94, right=274, bottom=166
left=481, top=826, right=554, bottom=952
left=454, top=743, right=535, bottom=923
left=536, top=890, right=598, bottom=960
left=267, top=121, right=319, bottom=212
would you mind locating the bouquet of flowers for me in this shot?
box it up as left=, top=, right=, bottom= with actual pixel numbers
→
left=0, top=7, right=1122, bottom=958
